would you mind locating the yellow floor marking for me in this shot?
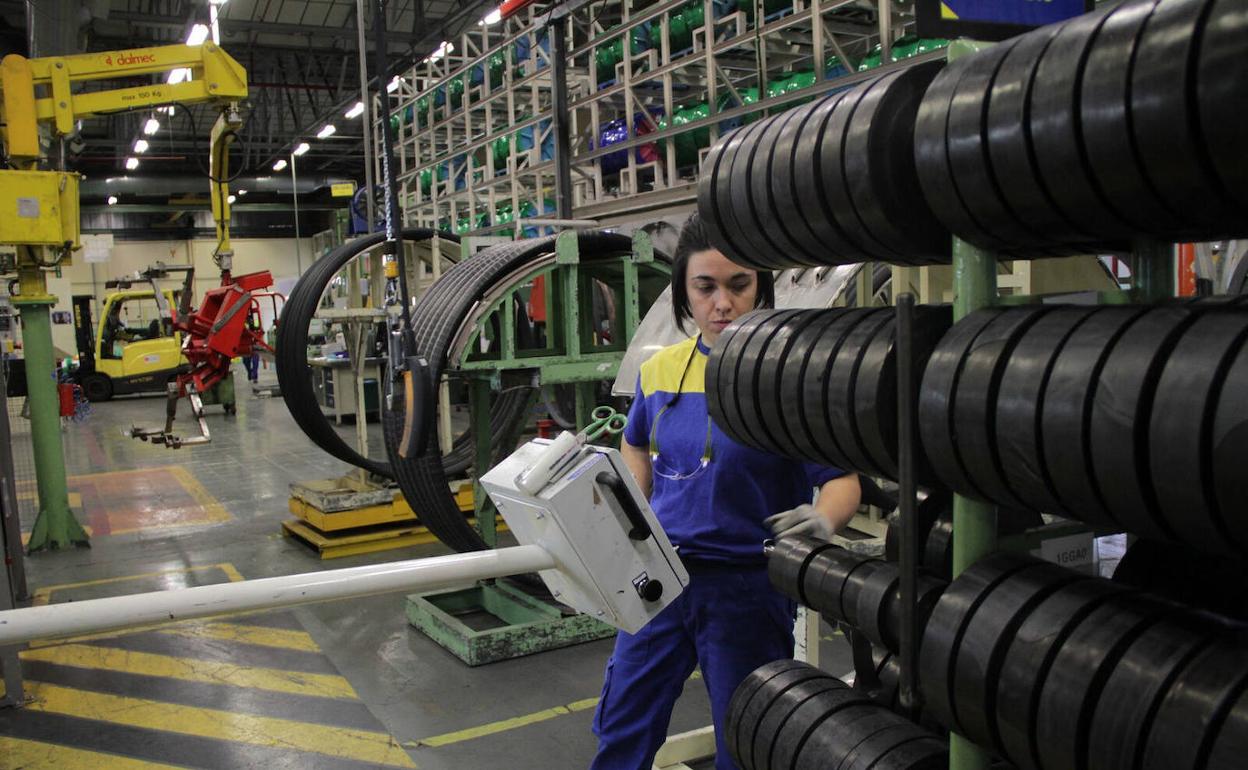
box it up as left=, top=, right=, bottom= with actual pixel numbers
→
left=0, top=736, right=185, bottom=770
left=408, top=670, right=709, bottom=748
left=23, top=682, right=417, bottom=769
left=155, top=622, right=320, bottom=653
left=20, top=644, right=357, bottom=700
left=101, top=466, right=232, bottom=536
left=411, top=697, right=599, bottom=748
left=32, top=562, right=243, bottom=607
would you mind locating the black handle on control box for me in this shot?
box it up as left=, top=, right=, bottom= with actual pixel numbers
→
left=596, top=471, right=652, bottom=541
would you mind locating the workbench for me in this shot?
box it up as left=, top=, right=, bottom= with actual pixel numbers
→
left=307, top=356, right=382, bottom=424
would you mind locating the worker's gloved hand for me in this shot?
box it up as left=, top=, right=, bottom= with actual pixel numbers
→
left=765, top=504, right=834, bottom=541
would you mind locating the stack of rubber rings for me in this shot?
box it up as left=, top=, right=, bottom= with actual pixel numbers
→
left=707, top=306, right=952, bottom=483
left=767, top=536, right=947, bottom=653
left=917, top=302, right=1248, bottom=558
left=918, top=551, right=1248, bottom=770
left=727, top=659, right=948, bottom=770
left=698, top=62, right=951, bottom=269
left=913, top=0, right=1248, bottom=256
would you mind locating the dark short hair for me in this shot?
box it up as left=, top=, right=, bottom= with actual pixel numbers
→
left=670, top=213, right=775, bottom=333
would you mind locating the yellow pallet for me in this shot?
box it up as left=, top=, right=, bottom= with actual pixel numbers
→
left=287, top=481, right=475, bottom=532
left=281, top=514, right=508, bottom=560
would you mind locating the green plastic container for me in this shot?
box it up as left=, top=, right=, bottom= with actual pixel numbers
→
left=892, top=34, right=921, bottom=60
left=652, top=12, right=692, bottom=53
left=487, top=52, right=506, bottom=90
left=857, top=37, right=950, bottom=71
left=449, top=76, right=464, bottom=109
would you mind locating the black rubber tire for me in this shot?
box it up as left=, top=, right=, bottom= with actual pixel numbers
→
left=276, top=229, right=457, bottom=478
left=382, top=231, right=667, bottom=553
left=79, top=372, right=113, bottom=402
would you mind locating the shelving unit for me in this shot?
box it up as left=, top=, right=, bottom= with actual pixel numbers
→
left=377, top=0, right=950, bottom=233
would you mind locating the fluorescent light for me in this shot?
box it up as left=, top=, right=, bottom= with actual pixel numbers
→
left=386, top=76, right=402, bottom=93
left=107, top=195, right=118, bottom=205
left=227, top=194, right=236, bottom=204
left=186, top=24, right=210, bottom=46
left=425, top=41, right=454, bottom=63
left=293, top=142, right=310, bottom=156
left=273, top=159, right=288, bottom=171
left=236, top=189, right=247, bottom=195
left=160, top=105, right=175, bottom=116
left=133, top=139, right=149, bottom=153
left=345, top=102, right=364, bottom=119
left=167, top=67, right=191, bottom=84
left=480, top=7, right=502, bottom=25
left=125, top=157, right=139, bottom=170
left=316, top=124, right=337, bottom=139
left=144, top=118, right=160, bottom=135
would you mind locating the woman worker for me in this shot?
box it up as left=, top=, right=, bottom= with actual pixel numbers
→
left=590, top=214, right=862, bottom=769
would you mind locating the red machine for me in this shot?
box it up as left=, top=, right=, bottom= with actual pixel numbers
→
left=175, top=270, right=275, bottom=395
left=126, top=265, right=280, bottom=447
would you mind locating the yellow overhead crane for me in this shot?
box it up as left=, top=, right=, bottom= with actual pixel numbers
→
left=0, top=42, right=248, bottom=551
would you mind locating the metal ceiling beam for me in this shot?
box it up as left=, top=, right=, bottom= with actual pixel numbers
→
left=107, top=10, right=423, bottom=45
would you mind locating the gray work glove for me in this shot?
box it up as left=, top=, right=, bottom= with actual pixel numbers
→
left=765, top=503, right=834, bottom=541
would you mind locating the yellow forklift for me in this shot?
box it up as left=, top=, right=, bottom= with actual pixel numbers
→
left=71, top=287, right=187, bottom=402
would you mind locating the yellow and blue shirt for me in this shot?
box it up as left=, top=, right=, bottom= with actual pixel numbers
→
left=623, top=336, right=845, bottom=566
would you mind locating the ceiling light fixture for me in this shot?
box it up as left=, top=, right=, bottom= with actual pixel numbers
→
left=345, top=102, right=365, bottom=119
left=273, top=159, right=288, bottom=171
left=293, top=142, right=310, bottom=156
left=125, top=157, right=139, bottom=170
left=107, top=195, right=118, bottom=205
left=144, top=118, right=160, bottom=135
left=186, top=24, right=210, bottom=46
left=480, top=7, right=502, bottom=25
left=133, top=139, right=149, bottom=153
left=316, top=124, right=336, bottom=139
left=424, top=41, right=454, bottom=64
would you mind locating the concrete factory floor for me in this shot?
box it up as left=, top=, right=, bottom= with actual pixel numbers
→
left=0, top=364, right=856, bottom=770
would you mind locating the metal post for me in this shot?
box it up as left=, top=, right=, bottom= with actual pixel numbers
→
left=549, top=17, right=574, bottom=220
left=0, top=374, right=27, bottom=599
left=355, top=0, right=378, bottom=230
left=879, top=0, right=893, bottom=65
left=471, top=378, right=497, bottom=547
left=1132, top=240, right=1175, bottom=302
left=17, top=269, right=88, bottom=552
left=895, top=293, right=919, bottom=717
left=950, top=235, right=997, bottom=770
left=291, top=154, right=303, bottom=274
left=0, top=373, right=23, bottom=702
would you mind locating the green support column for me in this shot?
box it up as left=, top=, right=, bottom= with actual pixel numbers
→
left=15, top=285, right=88, bottom=552
left=950, top=237, right=997, bottom=770
left=1132, top=240, right=1175, bottom=302
left=470, top=378, right=497, bottom=547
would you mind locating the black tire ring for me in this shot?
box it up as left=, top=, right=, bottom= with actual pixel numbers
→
left=276, top=229, right=456, bottom=478
left=382, top=231, right=665, bottom=552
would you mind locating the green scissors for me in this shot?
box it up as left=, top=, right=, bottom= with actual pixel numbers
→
left=580, top=404, right=628, bottom=442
